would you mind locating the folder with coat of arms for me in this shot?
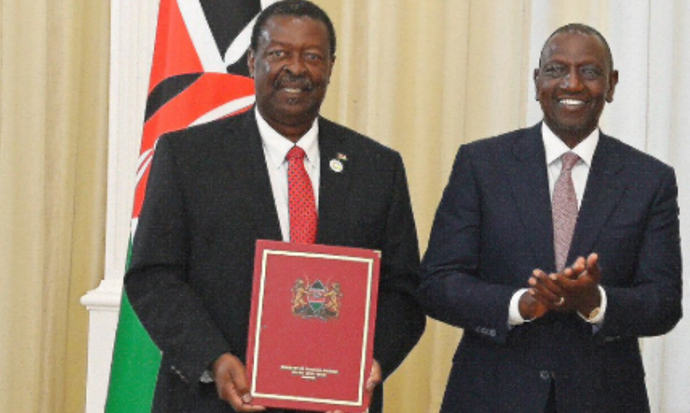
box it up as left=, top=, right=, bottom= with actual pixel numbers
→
left=246, top=240, right=381, bottom=412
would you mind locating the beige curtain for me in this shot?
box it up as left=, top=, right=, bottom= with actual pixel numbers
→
left=0, top=0, right=109, bottom=412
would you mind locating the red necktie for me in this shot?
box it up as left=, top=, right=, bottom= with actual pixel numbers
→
left=286, top=146, right=317, bottom=243
left=553, top=152, right=580, bottom=271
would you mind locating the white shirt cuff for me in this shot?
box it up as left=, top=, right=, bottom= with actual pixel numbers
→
left=508, top=288, right=530, bottom=326
left=579, top=285, right=607, bottom=326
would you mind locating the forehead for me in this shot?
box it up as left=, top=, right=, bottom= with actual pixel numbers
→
left=541, top=32, right=608, bottom=66
left=258, top=15, right=329, bottom=49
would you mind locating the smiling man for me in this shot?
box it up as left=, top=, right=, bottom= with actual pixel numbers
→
left=420, top=24, right=681, bottom=413
left=124, top=1, right=425, bottom=413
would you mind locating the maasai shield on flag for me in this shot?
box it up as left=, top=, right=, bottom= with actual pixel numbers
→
left=308, top=279, right=327, bottom=313
left=105, top=1, right=277, bottom=411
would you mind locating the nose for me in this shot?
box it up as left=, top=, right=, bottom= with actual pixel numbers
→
left=284, top=54, right=307, bottom=75
left=560, top=67, right=584, bottom=91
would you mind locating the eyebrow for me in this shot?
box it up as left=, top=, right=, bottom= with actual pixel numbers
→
left=265, top=40, right=326, bottom=50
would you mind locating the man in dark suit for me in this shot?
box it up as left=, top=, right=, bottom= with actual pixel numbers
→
left=125, top=1, right=425, bottom=412
left=420, top=23, right=682, bottom=413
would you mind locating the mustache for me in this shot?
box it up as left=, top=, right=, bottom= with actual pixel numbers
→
left=274, top=72, right=313, bottom=91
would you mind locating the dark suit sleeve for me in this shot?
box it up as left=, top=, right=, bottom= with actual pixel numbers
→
left=599, top=166, right=682, bottom=339
left=419, top=145, right=516, bottom=344
left=373, top=153, right=426, bottom=379
left=125, top=136, right=230, bottom=386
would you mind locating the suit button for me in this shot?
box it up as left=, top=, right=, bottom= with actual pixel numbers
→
left=540, top=370, right=551, bottom=380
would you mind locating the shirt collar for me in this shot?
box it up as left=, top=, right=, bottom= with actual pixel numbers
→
left=542, top=122, right=599, bottom=167
left=256, top=107, right=320, bottom=169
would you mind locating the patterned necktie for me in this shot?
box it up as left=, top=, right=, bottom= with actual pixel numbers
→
left=553, top=152, right=580, bottom=271
left=286, top=146, right=317, bottom=244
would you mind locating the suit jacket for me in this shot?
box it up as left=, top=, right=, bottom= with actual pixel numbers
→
left=420, top=124, right=682, bottom=413
left=125, top=109, right=425, bottom=413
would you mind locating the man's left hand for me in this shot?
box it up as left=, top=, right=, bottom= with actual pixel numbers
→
left=366, top=359, right=382, bottom=394
left=325, top=360, right=381, bottom=413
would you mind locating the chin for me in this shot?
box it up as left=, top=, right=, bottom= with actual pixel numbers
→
left=554, top=122, right=597, bottom=139
left=282, top=108, right=320, bottom=124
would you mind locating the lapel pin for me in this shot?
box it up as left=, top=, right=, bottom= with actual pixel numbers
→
left=336, top=153, right=348, bottom=161
left=329, top=159, right=344, bottom=173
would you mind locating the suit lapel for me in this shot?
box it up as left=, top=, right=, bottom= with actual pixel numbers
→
left=223, top=110, right=282, bottom=241
left=508, top=124, right=556, bottom=270
left=315, top=118, right=352, bottom=244
left=569, top=134, right=625, bottom=262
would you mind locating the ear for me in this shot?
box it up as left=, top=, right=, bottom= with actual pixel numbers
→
left=606, top=69, right=619, bottom=103
left=247, top=49, right=256, bottom=78
left=533, top=68, right=541, bottom=100
left=326, top=55, right=336, bottom=83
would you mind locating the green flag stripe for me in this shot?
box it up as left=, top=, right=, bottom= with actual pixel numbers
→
left=105, top=239, right=161, bottom=412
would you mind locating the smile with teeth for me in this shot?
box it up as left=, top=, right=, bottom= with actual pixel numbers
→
left=283, top=87, right=303, bottom=93
left=559, top=99, right=585, bottom=106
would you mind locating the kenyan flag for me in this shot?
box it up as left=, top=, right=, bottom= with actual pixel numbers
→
left=105, top=1, right=276, bottom=411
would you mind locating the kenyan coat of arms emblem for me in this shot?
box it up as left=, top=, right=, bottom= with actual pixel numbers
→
left=291, top=278, right=342, bottom=320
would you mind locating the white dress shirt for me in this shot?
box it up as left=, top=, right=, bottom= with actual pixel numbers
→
left=508, top=123, right=607, bottom=326
left=255, top=108, right=320, bottom=242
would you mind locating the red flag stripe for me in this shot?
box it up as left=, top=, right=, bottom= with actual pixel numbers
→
left=148, top=0, right=203, bottom=93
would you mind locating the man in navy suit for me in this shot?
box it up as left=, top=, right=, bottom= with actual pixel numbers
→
left=125, top=1, right=425, bottom=412
left=420, top=23, right=682, bottom=413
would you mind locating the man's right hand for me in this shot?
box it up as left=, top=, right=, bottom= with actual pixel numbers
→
left=519, top=285, right=549, bottom=321
left=212, top=353, right=266, bottom=412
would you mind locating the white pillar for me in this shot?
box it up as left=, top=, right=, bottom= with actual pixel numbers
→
left=79, top=1, right=158, bottom=412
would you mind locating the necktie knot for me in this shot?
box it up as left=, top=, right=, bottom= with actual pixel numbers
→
left=287, top=146, right=306, bottom=161
left=561, top=152, right=580, bottom=171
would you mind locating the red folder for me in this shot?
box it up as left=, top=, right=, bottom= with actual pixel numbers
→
left=246, top=240, right=381, bottom=412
